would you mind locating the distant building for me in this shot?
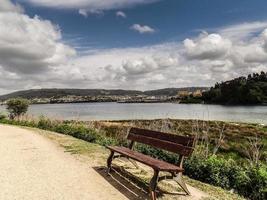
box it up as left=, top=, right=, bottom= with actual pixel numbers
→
left=193, top=90, right=202, bottom=97
left=177, top=91, right=190, bottom=98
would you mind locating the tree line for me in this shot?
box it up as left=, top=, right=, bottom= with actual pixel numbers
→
left=203, top=71, right=267, bottom=105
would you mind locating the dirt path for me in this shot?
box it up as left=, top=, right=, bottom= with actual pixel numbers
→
left=0, top=124, right=128, bottom=200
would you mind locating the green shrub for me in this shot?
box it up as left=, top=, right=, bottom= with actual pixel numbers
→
left=184, top=156, right=238, bottom=189
left=184, top=155, right=267, bottom=200
left=37, top=116, right=53, bottom=130
left=244, top=166, right=267, bottom=200
left=6, top=98, right=29, bottom=119
left=53, top=123, right=98, bottom=143
left=135, top=144, right=178, bottom=164
left=0, top=113, right=7, bottom=120
left=96, top=135, right=118, bottom=146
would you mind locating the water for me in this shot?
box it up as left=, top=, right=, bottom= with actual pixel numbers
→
left=0, top=103, right=266, bottom=124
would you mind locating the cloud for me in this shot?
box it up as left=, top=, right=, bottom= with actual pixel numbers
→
left=25, top=0, right=160, bottom=10
left=32, top=24, right=267, bottom=90
left=78, top=9, right=104, bottom=17
left=218, top=21, right=267, bottom=41
left=130, top=24, right=155, bottom=34
left=184, top=33, right=232, bottom=60
left=122, top=56, right=175, bottom=75
left=78, top=9, right=88, bottom=17
left=116, top=11, right=126, bottom=18
left=0, top=0, right=24, bottom=13
left=261, top=29, right=267, bottom=52
left=0, top=1, right=75, bottom=75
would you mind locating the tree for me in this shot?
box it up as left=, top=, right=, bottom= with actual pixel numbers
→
left=202, top=72, right=267, bottom=104
left=6, top=98, right=29, bottom=119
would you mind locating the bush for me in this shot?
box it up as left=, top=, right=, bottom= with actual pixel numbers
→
left=0, top=113, right=7, bottom=120
left=6, top=98, right=29, bottom=119
left=244, top=166, right=267, bottom=200
left=37, top=116, right=53, bottom=130
left=96, top=135, right=118, bottom=146
left=184, top=155, right=267, bottom=200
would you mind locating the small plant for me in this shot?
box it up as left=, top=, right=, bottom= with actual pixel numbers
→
left=213, top=122, right=226, bottom=155
left=0, top=113, right=7, bottom=120
left=246, top=134, right=264, bottom=166
left=6, top=98, right=29, bottom=119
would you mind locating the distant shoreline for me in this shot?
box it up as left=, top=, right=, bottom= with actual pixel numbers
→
left=1, top=101, right=267, bottom=106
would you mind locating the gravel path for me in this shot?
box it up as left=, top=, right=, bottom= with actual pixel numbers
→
left=0, top=124, right=127, bottom=200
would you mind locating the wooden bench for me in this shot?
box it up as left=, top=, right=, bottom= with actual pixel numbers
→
left=106, top=127, right=195, bottom=200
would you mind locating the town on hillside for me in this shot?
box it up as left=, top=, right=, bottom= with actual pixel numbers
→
left=0, top=89, right=206, bottom=104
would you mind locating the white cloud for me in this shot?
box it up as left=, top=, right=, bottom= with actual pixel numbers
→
left=261, top=29, right=267, bottom=52
left=25, top=0, right=159, bottom=10
left=116, top=11, right=126, bottom=18
left=0, top=0, right=75, bottom=77
left=218, top=21, right=267, bottom=41
left=184, top=33, right=232, bottom=60
left=130, top=24, right=155, bottom=34
left=78, top=9, right=104, bottom=17
left=0, top=0, right=24, bottom=13
left=78, top=9, right=88, bottom=17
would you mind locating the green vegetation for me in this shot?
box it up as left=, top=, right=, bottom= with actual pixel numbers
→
left=203, top=71, right=267, bottom=104
left=0, top=116, right=266, bottom=199
left=6, top=98, right=29, bottom=119
left=0, top=113, right=6, bottom=120
left=180, top=95, right=203, bottom=104
left=185, top=156, right=267, bottom=200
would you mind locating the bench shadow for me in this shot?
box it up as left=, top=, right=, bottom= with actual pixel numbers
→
left=93, top=165, right=187, bottom=200
left=94, top=165, right=152, bottom=200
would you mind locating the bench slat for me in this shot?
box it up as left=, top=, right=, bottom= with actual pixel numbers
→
left=129, top=127, right=195, bottom=147
left=107, top=146, right=183, bottom=173
left=128, top=133, right=193, bottom=156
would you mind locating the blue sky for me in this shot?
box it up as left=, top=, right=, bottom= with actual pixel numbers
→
left=0, top=0, right=267, bottom=94
left=19, top=0, right=267, bottom=50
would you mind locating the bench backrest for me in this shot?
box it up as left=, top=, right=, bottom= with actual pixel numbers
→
left=127, top=127, right=195, bottom=157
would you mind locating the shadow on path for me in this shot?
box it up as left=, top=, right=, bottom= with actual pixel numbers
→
left=93, top=165, right=188, bottom=200
left=94, top=166, right=149, bottom=200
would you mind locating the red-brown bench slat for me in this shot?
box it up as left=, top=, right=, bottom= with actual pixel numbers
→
left=128, top=133, right=194, bottom=156
left=107, top=146, right=183, bottom=173
left=129, top=127, right=195, bottom=146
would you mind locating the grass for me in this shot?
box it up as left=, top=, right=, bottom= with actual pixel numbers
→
left=22, top=125, right=244, bottom=200
left=87, top=119, right=267, bottom=162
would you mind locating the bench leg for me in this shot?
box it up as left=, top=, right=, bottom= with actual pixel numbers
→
left=107, top=151, right=114, bottom=174
left=149, top=170, right=159, bottom=200
left=173, top=173, right=190, bottom=195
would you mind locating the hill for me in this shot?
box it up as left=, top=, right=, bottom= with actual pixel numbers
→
left=0, top=87, right=208, bottom=101
left=203, top=71, right=267, bottom=104
left=144, top=87, right=208, bottom=96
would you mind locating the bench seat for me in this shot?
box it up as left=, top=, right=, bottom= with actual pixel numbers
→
left=107, top=146, right=183, bottom=173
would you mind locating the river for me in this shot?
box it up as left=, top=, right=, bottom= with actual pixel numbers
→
left=0, top=102, right=266, bottom=124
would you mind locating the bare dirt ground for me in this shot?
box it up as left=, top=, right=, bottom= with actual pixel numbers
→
left=0, top=124, right=211, bottom=200
left=0, top=124, right=128, bottom=200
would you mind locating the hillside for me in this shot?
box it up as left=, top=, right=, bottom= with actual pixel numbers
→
left=203, top=71, right=267, bottom=105
left=144, top=87, right=208, bottom=96
left=0, top=87, right=209, bottom=100
left=0, top=89, right=142, bottom=100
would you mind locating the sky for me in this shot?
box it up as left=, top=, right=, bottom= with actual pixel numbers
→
left=1, top=0, right=267, bottom=94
